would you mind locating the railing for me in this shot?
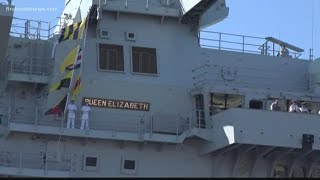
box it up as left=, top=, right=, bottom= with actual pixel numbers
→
left=103, top=0, right=175, bottom=8
left=10, top=17, right=65, bottom=40
left=6, top=56, right=53, bottom=77
left=0, top=151, right=71, bottom=172
left=6, top=105, right=204, bottom=139
left=199, top=31, right=306, bottom=59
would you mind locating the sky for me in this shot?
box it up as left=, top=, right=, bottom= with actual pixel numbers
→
left=7, top=0, right=320, bottom=59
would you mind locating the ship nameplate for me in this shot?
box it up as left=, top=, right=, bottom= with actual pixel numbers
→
left=83, top=97, right=150, bottom=111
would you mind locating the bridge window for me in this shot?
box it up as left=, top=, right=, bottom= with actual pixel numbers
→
left=273, top=164, right=287, bottom=177
left=292, top=167, right=306, bottom=178
left=311, top=168, right=320, bottom=178
left=209, top=93, right=244, bottom=115
left=249, top=100, right=263, bottom=109
left=99, top=44, right=124, bottom=71
left=132, top=46, right=157, bottom=74
left=286, top=100, right=317, bottom=114
left=267, top=98, right=281, bottom=111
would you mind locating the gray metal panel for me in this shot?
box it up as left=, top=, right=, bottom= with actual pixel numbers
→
left=201, top=108, right=320, bottom=154
left=0, top=4, right=13, bottom=64
left=7, top=73, right=49, bottom=84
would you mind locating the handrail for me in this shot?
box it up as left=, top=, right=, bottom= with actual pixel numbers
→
left=107, top=0, right=175, bottom=8
left=10, top=17, right=65, bottom=40
left=199, top=30, right=305, bottom=59
left=7, top=104, right=195, bottom=136
left=6, top=57, right=53, bottom=77
left=0, top=151, right=71, bottom=172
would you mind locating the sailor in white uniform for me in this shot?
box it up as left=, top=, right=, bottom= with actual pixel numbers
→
left=80, top=101, right=91, bottom=130
left=299, top=102, right=309, bottom=113
left=280, top=46, right=289, bottom=57
left=66, top=100, right=77, bottom=128
left=289, top=100, right=299, bottom=112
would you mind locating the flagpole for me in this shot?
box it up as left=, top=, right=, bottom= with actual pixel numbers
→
left=63, top=15, right=90, bottom=115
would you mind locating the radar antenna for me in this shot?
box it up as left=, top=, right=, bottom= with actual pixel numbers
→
left=265, top=37, right=304, bottom=52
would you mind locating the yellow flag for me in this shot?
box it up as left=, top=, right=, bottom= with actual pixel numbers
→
left=60, top=46, right=79, bottom=73
left=49, top=70, right=73, bottom=92
left=78, top=19, right=86, bottom=39
left=71, top=74, right=81, bottom=100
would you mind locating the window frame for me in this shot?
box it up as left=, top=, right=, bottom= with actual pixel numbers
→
left=209, top=93, right=244, bottom=116
left=121, top=157, right=138, bottom=175
left=249, top=100, right=264, bottom=110
left=130, top=45, right=159, bottom=76
left=83, top=155, right=99, bottom=171
left=98, top=43, right=125, bottom=73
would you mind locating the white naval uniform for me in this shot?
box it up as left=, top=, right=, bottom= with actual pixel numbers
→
left=66, top=103, right=77, bottom=128
left=289, top=104, right=299, bottom=112
left=80, top=105, right=91, bottom=130
left=299, top=106, right=309, bottom=113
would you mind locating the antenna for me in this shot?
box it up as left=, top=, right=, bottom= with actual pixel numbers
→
left=7, top=0, right=12, bottom=6
left=265, top=37, right=304, bottom=52
left=311, top=0, right=314, bottom=51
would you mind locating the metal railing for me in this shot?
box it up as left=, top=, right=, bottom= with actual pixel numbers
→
left=199, top=31, right=305, bottom=59
left=6, top=56, right=53, bottom=77
left=0, top=151, right=71, bottom=172
left=5, top=103, right=207, bottom=140
left=103, top=0, right=175, bottom=8
left=10, top=17, right=65, bottom=40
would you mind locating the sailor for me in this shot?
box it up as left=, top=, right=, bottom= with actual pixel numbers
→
left=270, top=99, right=281, bottom=111
left=299, top=102, right=309, bottom=113
left=289, top=100, right=299, bottom=112
left=80, top=101, right=91, bottom=130
left=66, top=100, right=77, bottom=128
left=279, top=46, right=289, bottom=57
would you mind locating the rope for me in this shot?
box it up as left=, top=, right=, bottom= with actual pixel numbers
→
left=58, top=10, right=91, bottom=155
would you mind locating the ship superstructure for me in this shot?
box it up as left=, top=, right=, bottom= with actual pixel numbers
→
left=0, top=0, right=320, bottom=177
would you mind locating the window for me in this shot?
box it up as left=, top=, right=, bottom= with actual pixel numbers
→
left=286, top=100, right=316, bottom=113
left=273, top=165, right=287, bottom=177
left=83, top=155, right=99, bottom=171
left=292, top=167, right=306, bottom=177
left=85, top=157, right=97, bottom=167
left=132, top=46, right=157, bottom=74
left=209, top=93, right=244, bottom=115
left=121, top=159, right=137, bottom=175
left=195, top=94, right=205, bottom=128
left=124, top=160, right=135, bottom=170
left=99, top=44, right=124, bottom=71
left=250, top=100, right=263, bottom=109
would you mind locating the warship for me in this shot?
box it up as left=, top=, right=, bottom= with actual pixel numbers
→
left=0, top=0, right=319, bottom=178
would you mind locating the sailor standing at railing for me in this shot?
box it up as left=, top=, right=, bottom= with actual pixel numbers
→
left=80, top=101, right=91, bottom=130
left=289, top=100, right=300, bottom=112
left=66, top=100, right=77, bottom=128
left=270, top=99, right=281, bottom=111
left=279, top=46, right=289, bottom=57
left=299, top=102, right=310, bottom=113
